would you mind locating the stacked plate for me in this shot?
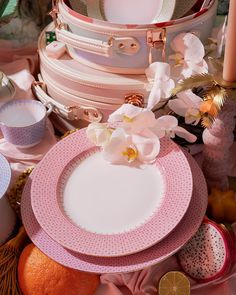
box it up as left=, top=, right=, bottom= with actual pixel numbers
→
left=21, top=128, right=208, bottom=273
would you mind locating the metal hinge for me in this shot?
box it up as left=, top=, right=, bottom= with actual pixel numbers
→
left=147, top=29, right=166, bottom=64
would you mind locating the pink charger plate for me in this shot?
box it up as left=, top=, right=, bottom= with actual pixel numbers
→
left=21, top=151, right=207, bottom=273
left=30, top=128, right=193, bottom=257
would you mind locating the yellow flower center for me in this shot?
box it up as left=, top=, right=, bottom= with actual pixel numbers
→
left=123, top=115, right=134, bottom=123
left=172, top=54, right=184, bottom=67
left=186, top=109, right=201, bottom=119
left=122, top=147, right=138, bottom=162
left=175, top=58, right=184, bottom=67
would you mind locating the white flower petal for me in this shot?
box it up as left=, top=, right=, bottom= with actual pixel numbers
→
left=174, top=126, right=197, bottom=143
left=147, top=85, right=162, bottom=110
left=132, top=132, right=160, bottom=163
left=181, top=66, right=194, bottom=79
left=108, top=104, right=143, bottom=123
left=185, top=115, right=201, bottom=125
left=184, top=34, right=205, bottom=63
left=103, top=128, right=131, bottom=163
left=171, top=33, right=187, bottom=54
left=146, top=63, right=175, bottom=110
left=145, top=62, right=171, bottom=82
left=168, top=99, right=188, bottom=117
left=181, top=59, right=208, bottom=78
left=150, top=127, right=165, bottom=139
left=155, top=115, right=178, bottom=129
left=109, top=104, right=157, bottom=133
left=152, top=115, right=178, bottom=138
left=131, top=111, right=157, bottom=133
left=86, top=122, right=111, bottom=147
left=177, top=90, right=202, bottom=108
left=169, top=91, right=202, bottom=125
left=162, top=80, right=175, bottom=98
left=171, top=33, right=206, bottom=65
left=184, top=60, right=208, bottom=75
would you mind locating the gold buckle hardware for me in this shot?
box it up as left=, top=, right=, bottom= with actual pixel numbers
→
left=125, top=93, right=144, bottom=108
left=49, top=1, right=62, bottom=28
left=49, top=8, right=59, bottom=28
left=147, top=29, right=166, bottom=64
left=66, top=106, right=103, bottom=122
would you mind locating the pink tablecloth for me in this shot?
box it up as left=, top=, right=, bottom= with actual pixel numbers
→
left=1, top=41, right=236, bottom=295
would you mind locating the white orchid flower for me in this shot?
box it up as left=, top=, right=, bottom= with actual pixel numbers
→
left=170, top=33, right=208, bottom=78
left=103, top=128, right=160, bottom=164
left=181, top=59, right=208, bottom=78
left=152, top=115, right=197, bottom=143
left=168, top=90, right=202, bottom=125
left=145, top=62, right=175, bottom=110
left=86, top=122, right=112, bottom=147
left=108, top=103, right=156, bottom=133
left=132, top=129, right=161, bottom=163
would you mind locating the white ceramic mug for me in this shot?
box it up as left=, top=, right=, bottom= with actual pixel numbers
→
left=0, top=99, right=53, bottom=148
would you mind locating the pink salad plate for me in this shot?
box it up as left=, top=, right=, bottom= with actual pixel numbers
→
left=21, top=151, right=207, bottom=273
left=30, top=128, right=193, bottom=257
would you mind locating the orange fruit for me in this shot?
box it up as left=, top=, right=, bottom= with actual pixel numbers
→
left=223, top=198, right=236, bottom=223
left=159, top=271, right=190, bottom=295
left=18, top=244, right=100, bottom=295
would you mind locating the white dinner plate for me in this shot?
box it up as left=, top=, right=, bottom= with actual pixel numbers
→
left=31, top=128, right=193, bottom=257
left=21, top=151, right=207, bottom=273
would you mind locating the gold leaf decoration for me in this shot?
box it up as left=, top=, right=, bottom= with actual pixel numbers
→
left=199, top=86, right=228, bottom=128
left=6, top=167, right=34, bottom=219
left=205, top=85, right=228, bottom=110
left=200, top=99, right=219, bottom=117
left=172, top=73, right=214, bottom=96
left=207, top=57, right=224, bottom=73
left=201, top=115, right=215, bottom=128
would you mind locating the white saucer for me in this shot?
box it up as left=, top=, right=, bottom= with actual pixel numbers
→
left=0, top=120, right=57, bottom=161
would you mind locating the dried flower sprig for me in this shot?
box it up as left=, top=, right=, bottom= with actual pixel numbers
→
left=170, top=73, right=234, bottom=128
left=171, top=73, right=214, bottom=96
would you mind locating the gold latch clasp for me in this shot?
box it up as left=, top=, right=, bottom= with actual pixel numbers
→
left=147, top=29, right=166, bottom=64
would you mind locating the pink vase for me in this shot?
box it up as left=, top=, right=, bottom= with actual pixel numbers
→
left=202, top=99, right=236, bottom=191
